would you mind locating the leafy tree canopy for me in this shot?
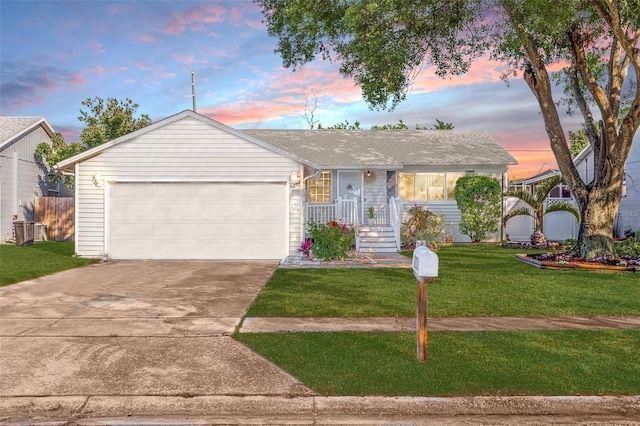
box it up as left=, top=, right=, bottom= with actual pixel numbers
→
left=433, top=118, right=455, bottom=130
left=78, top=97, right=151, bottom=148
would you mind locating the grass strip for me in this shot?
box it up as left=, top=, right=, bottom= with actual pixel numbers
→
left=0, top=241, right=96, bottom=286
left=247, top=245, right=640, bottom=318
left=236, top=329, right=640, bottom=396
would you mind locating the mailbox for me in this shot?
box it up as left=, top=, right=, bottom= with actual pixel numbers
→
left=412, top=246, right=439, bottom=281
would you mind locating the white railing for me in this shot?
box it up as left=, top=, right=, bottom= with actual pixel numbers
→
left=306, top=197, right=359, bottom=226
left=365, top=203, right=390, bottom=225
left=389, top=197, right=403, bottom=250
left=338, top=198, right=359, bottom=226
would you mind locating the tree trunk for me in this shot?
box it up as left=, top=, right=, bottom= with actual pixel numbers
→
left=571, top=185, right=620, bottom=259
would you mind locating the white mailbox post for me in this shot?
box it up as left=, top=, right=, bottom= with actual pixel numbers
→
left=412, top=246, right=439, bottom=362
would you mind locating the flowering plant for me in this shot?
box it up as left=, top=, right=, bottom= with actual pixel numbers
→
left=306, top=220, right=355, bottom=260
left=298, top=238, right=312, bottom=258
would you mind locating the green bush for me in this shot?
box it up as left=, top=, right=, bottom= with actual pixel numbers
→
left=401, top=205, right=444, bottom=249
left=616, top=236, right=640, bottom=257
left=307, top=220, right=355, bottom=260
left=454, top=175, right=502, bottom=242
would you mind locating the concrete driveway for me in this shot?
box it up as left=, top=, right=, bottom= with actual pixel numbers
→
left=0, top=260, right=311, bottom=422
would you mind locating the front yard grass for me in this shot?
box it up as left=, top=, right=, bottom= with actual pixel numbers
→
left=236, top=330, right=640, bottom=396
left=0, top=241, right=96, bottom=286
left=237, top=244, right=640, bottom=396
left=246, top=245, right=640, bottom=318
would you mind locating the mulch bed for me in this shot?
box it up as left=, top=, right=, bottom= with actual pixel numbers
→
left=516, top=252, right=639, bottom=272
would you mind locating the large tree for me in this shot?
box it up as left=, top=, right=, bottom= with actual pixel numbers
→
left=37, top=97, right=151, bottom=188
left=78, top=97, right=151, bottom=148
left=256, top=0, right=640, bottom=259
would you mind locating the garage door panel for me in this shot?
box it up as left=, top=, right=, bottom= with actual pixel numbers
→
left=109, top=182, right=287, bottom=259
left=110, top=223, right=155, bottom=238
left=156, top=204, right=197, bottom=221
left=243, top=204, right=284, bottom=221
left=111, top=202, right=156, bottom=221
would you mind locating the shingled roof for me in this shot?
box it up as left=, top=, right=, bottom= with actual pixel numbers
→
left=0, top=117, right=55, bottom=151
left=242, top=129, right=517, bottom=170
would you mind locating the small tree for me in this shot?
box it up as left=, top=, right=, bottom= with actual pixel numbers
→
left=35, top=132, right=84, bottom=188
left=454, top=176, right=503, bottom=243
left=503, top=175, right=581, bottom=244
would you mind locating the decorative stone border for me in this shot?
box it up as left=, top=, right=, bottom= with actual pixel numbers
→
left=515, top=254, right=639, bottom=272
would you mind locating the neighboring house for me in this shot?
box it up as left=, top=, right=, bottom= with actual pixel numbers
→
left=56, top=110, right=516, bottom=260
left=575, top=131, right=640, bottom=237
left=505, top=131, right=640, bottom=241
left=0, top=117, right=59, bottom=241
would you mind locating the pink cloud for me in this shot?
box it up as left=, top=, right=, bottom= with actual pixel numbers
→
left=163, top=4, right=227, bottom=35
left=67, top=72, right=86, bottom=87
left=140, top=34, right=157, bottom=43
left=172, top=52, right=209, bottom=65
left=266, top=65, right=362, bottom=104
left=198, top=100, right=303, bottom=126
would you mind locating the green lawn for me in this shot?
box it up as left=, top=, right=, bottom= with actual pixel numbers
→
left=236, top=330, right=640, bottom=396
left=0, top=241, right=96, bottom=286
left=246, top=245, right=640, bottom=318
left=238, top=244, right=640, bottom=396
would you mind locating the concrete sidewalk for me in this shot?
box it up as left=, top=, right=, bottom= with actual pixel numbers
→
left=240, top=315, right=640, bottom=333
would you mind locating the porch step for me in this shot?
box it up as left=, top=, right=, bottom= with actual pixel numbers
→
left=357, top=225, right=399, bottom=254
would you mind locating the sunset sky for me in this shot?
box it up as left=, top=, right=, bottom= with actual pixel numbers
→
left=1, top=0, right=586, bottom=178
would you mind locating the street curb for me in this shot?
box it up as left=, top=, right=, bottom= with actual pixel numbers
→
left=1, top=395, right=639, bottom=423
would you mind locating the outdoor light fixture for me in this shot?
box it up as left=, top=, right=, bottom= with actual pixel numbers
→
left=366, top=170, right=372, bottom=177
left=92, top=172, right=103, bottom=188
left=290, top=171, right=301, bottom=188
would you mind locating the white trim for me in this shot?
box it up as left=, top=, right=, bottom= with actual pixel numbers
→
left=285, top=182, right=291, bottom=259
left=105, top=178, right=288, bottom=184
left=104, top=180, right=110, bottom=260
left=74, top=163, right=79, bottom=256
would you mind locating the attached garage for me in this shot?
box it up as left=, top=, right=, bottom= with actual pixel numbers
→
left=57, top=110, right=310, bottom=260
left=108, top=182, right=288, bottom=259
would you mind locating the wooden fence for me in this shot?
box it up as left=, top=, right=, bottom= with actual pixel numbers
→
left=34, top=197, right=75, bottom=241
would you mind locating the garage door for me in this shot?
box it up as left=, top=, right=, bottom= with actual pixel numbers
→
left=108, top=182, right=287, bottom=259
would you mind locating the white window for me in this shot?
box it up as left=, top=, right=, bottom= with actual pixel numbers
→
left=398, top=172, right=463, bottom=201
left=308, top=171, right=332, bottom=203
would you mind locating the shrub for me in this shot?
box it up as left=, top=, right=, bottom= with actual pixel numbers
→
left=307, top=220, right=355, bottom=260
left=454, top=176, right=502, bottom=242
left=401, top=205, right=444, bottom=250
left=616, top=236, right=640, bottom=257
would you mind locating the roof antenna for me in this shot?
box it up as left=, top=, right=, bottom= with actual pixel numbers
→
left=191, top=71, right=197, bottom=112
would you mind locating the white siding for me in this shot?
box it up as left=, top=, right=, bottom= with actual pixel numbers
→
left=75, top=115, right=300, bottom=258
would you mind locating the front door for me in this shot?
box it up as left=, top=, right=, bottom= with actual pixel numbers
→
left=337, top=171, right=363, bottom=223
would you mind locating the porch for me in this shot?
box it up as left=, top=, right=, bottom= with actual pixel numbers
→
left=305, top=197, right=404, bottom=253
